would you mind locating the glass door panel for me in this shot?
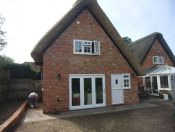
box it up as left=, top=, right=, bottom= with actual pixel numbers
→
left=70, top=75, right=105, bottom=110
left=152, top=76, right=158, bottom=94
left=145, top=77, right=151, bottom=94
left=95, top=78, right=103, bottom=104
left=84, top=78, right=92, bottom=105
left=72, top=78, right=80, bottom=106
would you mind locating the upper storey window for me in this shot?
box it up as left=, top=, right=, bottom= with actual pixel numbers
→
left=73, top=40, right=100, bottom=55
left=153, top=56, right=164, bottom=64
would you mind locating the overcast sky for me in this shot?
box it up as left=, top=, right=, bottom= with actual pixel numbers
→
left=0, top=0, right=175, bottom=63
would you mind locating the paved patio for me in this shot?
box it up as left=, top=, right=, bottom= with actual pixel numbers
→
left=21, top=102, right=157, bottom=123
left=15, top=98, right=175, bottom=132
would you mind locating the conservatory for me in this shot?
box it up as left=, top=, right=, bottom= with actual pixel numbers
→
left=141, top=65, right=175, bottom=96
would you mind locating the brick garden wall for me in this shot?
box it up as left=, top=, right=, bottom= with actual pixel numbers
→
left=43, top=9, right=139, bottom=113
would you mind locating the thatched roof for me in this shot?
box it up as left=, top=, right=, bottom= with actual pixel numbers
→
left=31, top=0, right=144, bottom=75
left=130, top=32, right=175, bottom=65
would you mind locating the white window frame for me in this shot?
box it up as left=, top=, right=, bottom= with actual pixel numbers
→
left=111, top=74, right=131, bottom=90
left=123, top=74, right=131, bottom=89
left=160, top=56, right=164, bottom=64
left=73, top=40, right=100, bottom=55
left=74, top=40, right=83, bottom=53
left=83, top=41, right=92, bottom=54
left=153, top=56, right=164, bottom=64
left=69, top=74, right=106, bottom=110
left=160, top=75, right=169, bottom=89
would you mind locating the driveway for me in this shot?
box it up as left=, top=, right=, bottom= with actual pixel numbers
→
left=15, top=100, right=175, bottom=132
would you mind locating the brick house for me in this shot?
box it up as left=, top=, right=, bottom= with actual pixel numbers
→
left=129, top=32, right=175, bottom=96
left=31, top=0, right=144, bottom=113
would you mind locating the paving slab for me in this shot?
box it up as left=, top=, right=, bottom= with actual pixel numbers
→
left=22, top=108, right=57, bottom=123
left=57, top=102, right=157, bottom=118
left=15, top=100, right=175, bottom=132
left=20, top=102, right=157, bottom=123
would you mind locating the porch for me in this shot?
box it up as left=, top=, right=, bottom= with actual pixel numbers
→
left=139, top=65, right=175, bottom=98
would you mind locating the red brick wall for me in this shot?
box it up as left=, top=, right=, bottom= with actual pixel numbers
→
left=43, top=9, right=139, bottom=113
left=142, top=39, right=174, bottom=69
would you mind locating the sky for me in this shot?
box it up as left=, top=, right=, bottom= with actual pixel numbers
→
left=0, top=0, right=175, bottom=63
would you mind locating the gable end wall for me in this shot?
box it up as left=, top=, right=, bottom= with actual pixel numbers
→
left=142, top=39, right=174, bottom=69
left=42, top=9, right=139, bottom=113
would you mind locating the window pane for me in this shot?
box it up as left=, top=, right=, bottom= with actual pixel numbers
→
left=84, top=46, right=91, bottom=53
left=72, top=78, right=80, bottom=106
left=92, top=41, right=94, bottom=53
left=160, top=76, right=168, bottom=88
left=93, top=41, right=100, bottom=54
left=124, top=75, right=129, bottom=78
left=152, top=76, right=158, bottom=93
left=145, top=77, right=151, bottom=93
left=153, top=56, right=158, bottom=64
left=160, top=57, right=164, bottom=64
left=84, top=78, right=92, bottom=105
left=75, top=41, right=82, bottom=52
left=124, top=80, right=129, bottom=87
left=123, top=74, right=130, bottom=88
left=95, top=78, right=103, bottom=104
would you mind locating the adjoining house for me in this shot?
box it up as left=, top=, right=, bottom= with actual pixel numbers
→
left=31, top=0, right=144, bottom=113
left=129, top=32, right=175, bottom=96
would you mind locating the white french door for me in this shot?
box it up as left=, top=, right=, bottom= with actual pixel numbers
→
left=69, top=74, right=106, bottom=110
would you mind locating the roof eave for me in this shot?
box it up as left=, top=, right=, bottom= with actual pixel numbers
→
left=31, top=0, right=96, bottom=63
left=31, top=0, right=144, bottom=75
left=157, top=35, right=175, bottom=65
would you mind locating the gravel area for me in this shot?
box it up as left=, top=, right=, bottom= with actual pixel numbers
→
left=15, top=101, right=175, bottom=132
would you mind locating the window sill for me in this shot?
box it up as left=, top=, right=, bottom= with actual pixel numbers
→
left=74, top=53, right=101, bottom=56
left=123, top=88, right=131, bottom=90
left=159, top=88, right=171, bottom=90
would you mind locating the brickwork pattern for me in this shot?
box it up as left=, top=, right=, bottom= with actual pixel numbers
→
left=43, top=10, right=139, bottom=113
left=143, top=39, right=174, bottom=69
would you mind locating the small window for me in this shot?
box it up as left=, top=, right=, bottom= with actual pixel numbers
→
left=73, top=40, right=100, bottom=55
left=153, top=56, right=164, bottom=64
left=123, top=74, right=131, bottom=89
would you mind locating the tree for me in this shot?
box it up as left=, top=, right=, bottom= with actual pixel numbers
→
left=0, top=55, right=14, bottom=68
left=0, top=15, right=7, bottom=51
left=123, top=36, right=132, bottom=44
